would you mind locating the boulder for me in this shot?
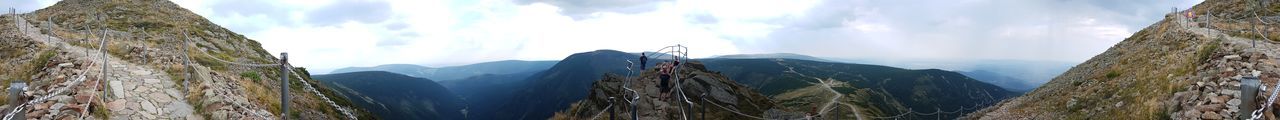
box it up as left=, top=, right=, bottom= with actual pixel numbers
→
left=1203, top=111, right=1222, bottom=119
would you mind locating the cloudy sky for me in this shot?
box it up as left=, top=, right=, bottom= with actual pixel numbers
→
left=6, top=0, right=1203, bottom=74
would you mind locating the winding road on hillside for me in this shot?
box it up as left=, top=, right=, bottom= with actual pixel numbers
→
left=775, top=59, right=863, bottom=120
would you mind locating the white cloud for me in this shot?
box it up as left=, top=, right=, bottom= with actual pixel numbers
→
left=10, top=0, right=1207, bottom=74
left=0, top=0, right=56, bottom=13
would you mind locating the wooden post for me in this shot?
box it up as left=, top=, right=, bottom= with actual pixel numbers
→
left=280, top=52, right=290, bottom=119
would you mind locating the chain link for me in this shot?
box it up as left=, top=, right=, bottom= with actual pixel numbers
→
left=288, top=64, right=357, bottom=119
left=587, top=104, right=614, bottom=120
left=4, top=62, right=94, bottom=120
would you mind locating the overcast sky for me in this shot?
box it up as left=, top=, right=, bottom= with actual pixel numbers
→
left=6, top=0, right=1203, bottom=74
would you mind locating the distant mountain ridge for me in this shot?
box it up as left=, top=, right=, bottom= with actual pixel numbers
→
left=823, top=58, right=1075, bottom=88
left=710, top=53, right=1041, bottom=93
left=959, top=70, right=1035, bottom=92
left=713, top=53, right=831, bottom=62
left=332, top=51, right=1021, bottom=120
left=314, top=71, right=468, bottom=120
left=494, top=50, right=639, bottom=120
left=331, top=60, right=557, bottom=81
left=700, top=58, right=1015, bottom=119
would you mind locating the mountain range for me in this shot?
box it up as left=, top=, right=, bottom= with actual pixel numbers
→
left=313, top=71, right=468, bottom=120
left=327, top=49, right=1018, bottom=120
left=700, top=58, right=1016, bottom=119
left=331, top=60, right=557, bottom=81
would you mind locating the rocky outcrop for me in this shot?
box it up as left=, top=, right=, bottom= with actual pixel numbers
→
left=552, top=61, right=801, bottom=120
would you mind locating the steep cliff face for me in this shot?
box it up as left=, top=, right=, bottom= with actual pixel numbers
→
left=1, top=0, right=372, bottom=119
left=967, top=0, right=1280, bottom=119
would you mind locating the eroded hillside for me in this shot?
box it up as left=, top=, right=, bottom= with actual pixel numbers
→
left=967, top=0, right=1280, bottom=119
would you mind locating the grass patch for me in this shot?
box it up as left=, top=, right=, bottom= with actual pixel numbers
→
left=191, top=51, right=227, bottom=71
left=238, top=75, right=281, bottom=115
left=1105, top=71, right=1122, bottom=79
left=240, top=71, right=261, bottom=82
left=1195, top=39, right=1221, bottom=63
left=94, top=100, right=110, bottom=119
left=107, top=41, right=130, bottom=61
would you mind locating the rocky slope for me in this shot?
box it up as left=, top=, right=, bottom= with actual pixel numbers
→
left=966, top=0, right=1280, bottom=119
left=552, top=61, right=802, bottom=120
left=1, top=0, right=372, bottom=119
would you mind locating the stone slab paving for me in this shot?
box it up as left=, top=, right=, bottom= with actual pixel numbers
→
left=11, top=14, right=198, bottom=120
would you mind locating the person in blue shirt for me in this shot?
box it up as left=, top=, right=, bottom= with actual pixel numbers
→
left=640, top=53, right=648, bottom=70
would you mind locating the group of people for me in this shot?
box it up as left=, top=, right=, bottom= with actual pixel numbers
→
left=639, top=53, right=680, bottom=103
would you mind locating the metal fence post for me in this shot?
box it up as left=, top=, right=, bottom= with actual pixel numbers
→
left=608, top=97, right=615, bottom=120
left=280, top=52, right=290, bottom=119
left=45, top=17, right=51, bottom=43
left=1243, top=76, right=1261, bottom=119
left=9, top=81, right=26, bottom=120
left=701, top=93, right=706, bottom=120
left=98, top=14, right=110, bottom=101
left=632, top=93, right=638, bottom=120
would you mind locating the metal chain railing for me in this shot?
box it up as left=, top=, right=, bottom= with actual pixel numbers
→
left=622, top=60, right=640, bottom=120
left=700, top=96, right=768, bottom=120
left=3, top=12, right=104, bottom=120
left=587, top=104, right=614, bottom=120
left=2, top=67, right=94, bottom=120
left=287, top=64, right=358, bottom=119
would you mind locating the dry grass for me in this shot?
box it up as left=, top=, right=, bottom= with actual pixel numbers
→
left=238, top=75, right=281, bottom=114
left=994, top=19, right=1206, bottom=119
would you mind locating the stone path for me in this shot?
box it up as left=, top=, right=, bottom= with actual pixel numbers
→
left=11, top=13, right=198, bottom=119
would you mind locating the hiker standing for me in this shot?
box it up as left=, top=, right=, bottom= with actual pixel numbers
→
left=640, top=53, right=648, bottom=70
left=659, top=62, right=672, bottom=101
